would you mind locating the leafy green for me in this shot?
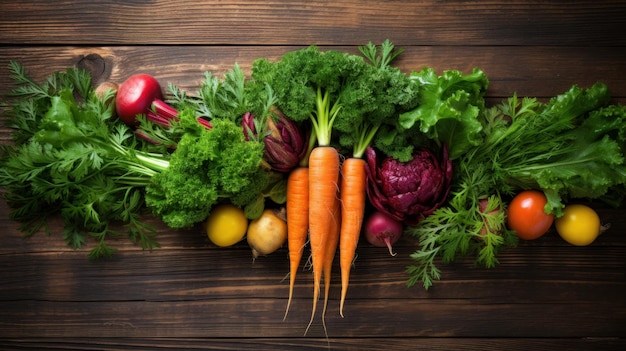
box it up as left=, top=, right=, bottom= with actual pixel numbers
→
left=477, top=83, right=623, bottom=215
left=156, top=66, right=285, bottom=220
left=251, top=46, right=355, bottom=147
left=3, top=61, right=94, bottom=145
left=406, top=82, right=626, bottom=289
left=0, top=62, right=274, bottom=258
left=0, top=62, right=168, bottom=258
left=379, top=67, right=488, bottom=161
left=250, top=41, right=420, bottom=151
left=167, top=63, right=273, bottom=124
left=336, top=40, right=421, bottom=158
left=144, top=113, right=268, bottom=227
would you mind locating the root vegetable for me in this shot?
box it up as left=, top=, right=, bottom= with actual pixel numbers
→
left=364, top=211, right=403, bottom=256
left=247, top=208, right=288, bottom=260
left=115, top=73, right=163, bottom=126
left=284, top=167, right=309, bottom=319
left=305, top=145, right=340, bottom=335
left=477, top=196, right=504, bottom=238
left=338, top=157, right=367, bottom=317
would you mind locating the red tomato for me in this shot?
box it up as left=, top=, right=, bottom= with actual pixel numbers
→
left=115, top=73, right=163, bottom=126
left=507, top=190, right=554, bottom=240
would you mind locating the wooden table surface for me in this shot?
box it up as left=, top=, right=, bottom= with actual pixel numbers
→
left=1, top=1, right=625, bottom=350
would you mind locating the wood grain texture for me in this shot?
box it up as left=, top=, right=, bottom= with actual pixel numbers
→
left=0, top=338, right=623, bottom=351
left=0, top=1, right=625, bottom=46
left=1, top=46, right=625, bottom=99
left=0, top=0, right=625, bottom=350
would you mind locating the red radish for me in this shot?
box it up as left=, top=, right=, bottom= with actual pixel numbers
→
left=364, top=211, right=403, bottom=256
left=115, top=73, right=163, bottom=126
left=478, top=197, right=501, bottom=237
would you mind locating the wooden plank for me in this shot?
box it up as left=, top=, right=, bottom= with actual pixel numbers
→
left=1, top=216, right=624, bottom=339
left=1, top=0, right=625, bottom=348
left=0, top=298, right=623, bottom=338
left=0, top=1, right=625, bottom=46
left=3, top=45, right=624, bottom=148
left=0, top=338, right=623, bottom=351
left=1, top=205, right=624, bottom=340
left=2, top=201, right=625, bottom=301
left=0, top=45, right=624, bottom=100
left=1, top=243, right=625, bottom=301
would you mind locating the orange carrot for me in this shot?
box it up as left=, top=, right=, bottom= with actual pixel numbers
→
left=304, top=145, right=340, bottom=335
left=321, top=186, right=341, bottom=331
left=283, top=167, right=310, bottom=320
left=338, top=157, right=367, bottom=317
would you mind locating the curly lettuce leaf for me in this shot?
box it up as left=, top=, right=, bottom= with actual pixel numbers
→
left=398, top=67, right=488, bottom=160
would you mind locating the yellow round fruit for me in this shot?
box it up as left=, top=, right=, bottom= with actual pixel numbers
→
left=555, top=204, right=601, bottom=246
left=205, top=204, right=248, bottom=247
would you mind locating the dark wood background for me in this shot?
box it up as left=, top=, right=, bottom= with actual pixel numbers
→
left=1, top=1, right=625, bottom=350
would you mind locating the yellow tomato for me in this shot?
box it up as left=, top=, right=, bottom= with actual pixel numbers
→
left=205, top=204, right=248, bottom=247
left=555, top=204, right=601, bottom=246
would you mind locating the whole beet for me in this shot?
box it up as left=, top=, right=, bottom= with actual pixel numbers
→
left=364, top=210, right=403, bottom=256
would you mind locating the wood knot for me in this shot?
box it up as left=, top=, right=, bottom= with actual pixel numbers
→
left=76, top=53, right=113, bottom=86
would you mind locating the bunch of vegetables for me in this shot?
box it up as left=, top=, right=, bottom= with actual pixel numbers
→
left=1, top=40, right=626, bottom=332
left=250, top=40, right=425, bottom=330
left=0, top=64, right=168, bottom=258
left=0, top=61, right=284, bottom=258
left=405, top=83, right=626, bottom=289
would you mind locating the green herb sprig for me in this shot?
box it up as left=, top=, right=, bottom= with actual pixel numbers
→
left=0, top=62, right=168, bottom=258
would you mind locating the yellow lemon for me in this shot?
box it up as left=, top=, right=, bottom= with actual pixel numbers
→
left=205, top=204, right=248, bottom=247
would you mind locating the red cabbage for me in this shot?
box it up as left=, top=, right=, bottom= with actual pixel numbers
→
left=365, top=146, right=453, bottom=225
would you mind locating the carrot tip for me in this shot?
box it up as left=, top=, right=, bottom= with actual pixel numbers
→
left=339, top=302, right=345, bottom=318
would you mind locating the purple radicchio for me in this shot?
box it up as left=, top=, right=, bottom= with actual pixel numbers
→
left=242, top=109, right=308, bottom=173
left=365, top=146, right=453, bottom=225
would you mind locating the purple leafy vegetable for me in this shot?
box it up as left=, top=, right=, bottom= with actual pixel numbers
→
left=365, top=146, right=453, bottom=225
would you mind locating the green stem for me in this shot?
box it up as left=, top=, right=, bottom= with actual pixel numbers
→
left=352, top=122, right=381, bottom=159
left=311, top=87, right=341, bottom=147
left=135, top=152, right=170, bottom=173
left=105, top=134, right=170, bottom=176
